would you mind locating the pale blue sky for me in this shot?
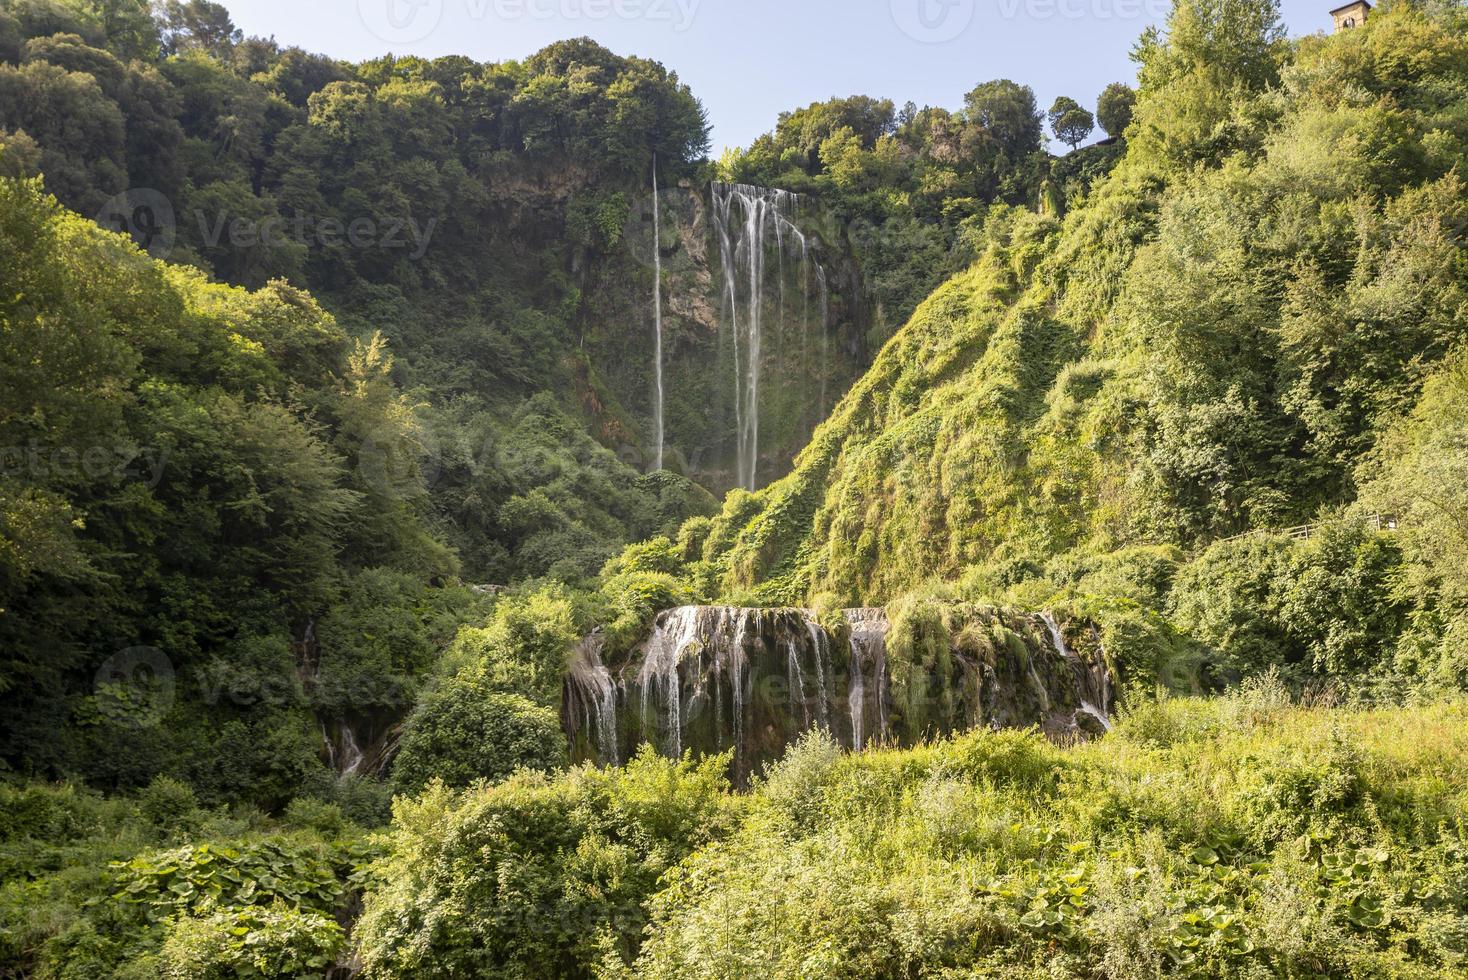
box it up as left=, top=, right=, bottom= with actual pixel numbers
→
left=222, top=0, right=1337, bottom=153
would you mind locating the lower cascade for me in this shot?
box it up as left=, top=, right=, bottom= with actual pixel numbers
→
left=563, top=604, right=1115, bottom=781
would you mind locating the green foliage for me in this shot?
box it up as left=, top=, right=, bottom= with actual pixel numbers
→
left=0, top=173, right=454, bottom=798
left=392, top=684, right=566, bottom=793
left=1096, top=81, right=1137, bottom=137
left=0, top=779, right=376, bottom=979
left=1360, top=348, right=1468, bottom=693
left=356, top=749, right=739, bottom=979
left=312, top=568, right=485, bottom=715
left=625, top=701, right=1468, bottom=978
left=1171, top=518, right=1410, bottom=689
left=157, top=904, right=343, bottom=980
left=109, top=838, right=349, bottom=922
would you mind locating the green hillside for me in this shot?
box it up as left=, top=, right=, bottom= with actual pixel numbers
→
left=664, top=0, right=1468, bottom=695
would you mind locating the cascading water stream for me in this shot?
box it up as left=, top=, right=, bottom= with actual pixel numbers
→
left=816, top=264, right=830, bottom=416
left=651, top=156, right=665, bottom=472
left=806, top=618, right=832, bottom=730
left=712, top=183, right=820, bottom=491
left=1040, top=612, right=1113, bottom=732
left=569, top=605, right=1116, bottom=780
left=786, top=636, right=809, bottom=727
left=846, top=608, right=890, bottom=747
left=569, top=635, right=620, bottom=766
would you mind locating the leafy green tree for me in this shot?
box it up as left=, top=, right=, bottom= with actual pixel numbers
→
left=1047, top=96, right=1095, bottom=150
left=963, top=79, right=1044, bottom=158
left=158, top=0, right=241, bottom=58
left=391, top=682, right=565, bottom=792
left=1095, top=82, right=1136, bottom=137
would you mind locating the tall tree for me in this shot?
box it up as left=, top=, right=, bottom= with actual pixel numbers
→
left=1048, top=96, right=1095, bottom=150
left=963, top=79, right=1043, bottom=158
left=1096, top=82, right=1136, bottom=138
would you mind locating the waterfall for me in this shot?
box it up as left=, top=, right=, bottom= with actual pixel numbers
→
left=1041, top=612, right=1113, bottom=732
left=569, top=605, right=1114, bottom=780
left=651, top=157, right=665, bottom=472
left=639, top=607, right=703, bottom=758
left=846, top=609, right=890, bottom=747
left=568, top=635, right=620, bottom=766
left=806, top=618, right=832, bottom=730
left=339, top=724, right=364, bottom=777
left=786, top=637, right=810, bottom=727
left=847, top=659, right=865, bottom=750
left=816, top=264, right=830, bottom=417
left=712, top=183, right=818, bottom=491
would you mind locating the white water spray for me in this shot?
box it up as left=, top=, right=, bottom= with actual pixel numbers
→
left=651, top=157, right=665, bottom=471
left=1041, top=612, right=1113, bottom=732
left=712, top=183, right=817, bottom=491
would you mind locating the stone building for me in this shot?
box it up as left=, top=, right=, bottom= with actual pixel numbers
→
left=1331, top=0, right=1371, bottom=31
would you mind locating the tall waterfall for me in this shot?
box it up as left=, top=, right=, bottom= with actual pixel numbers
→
left=651, top=157, right=665, bottom=472
left=712, top=184, right=819, bottom=491
left=845, top=608, right=890, bottom=748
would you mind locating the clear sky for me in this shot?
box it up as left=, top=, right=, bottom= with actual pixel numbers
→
left=221, top=0, right=1337, bottom=153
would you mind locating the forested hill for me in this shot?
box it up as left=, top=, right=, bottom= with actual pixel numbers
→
left=0, top=0, right=1121, bottom=800
left=0, top=5, right=728, bottom=585
left=650, top=0, right=1468, bottom=695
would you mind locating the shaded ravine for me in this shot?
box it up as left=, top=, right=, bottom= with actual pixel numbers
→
left=564, top=605, right=1115, bottom=782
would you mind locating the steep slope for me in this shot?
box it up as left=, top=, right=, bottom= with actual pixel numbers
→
left=689, top=2, right=1468, bottom=612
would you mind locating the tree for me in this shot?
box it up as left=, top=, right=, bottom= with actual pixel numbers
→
left=158, top=0, right=241, bottom=58
left=391, top=681, right=566, bottom=792
left=963, top=79, right=1043, bottom=158
left=1048, top=96, right=1095, bottom=151
left=1096, top=82, right=1136, bottom=138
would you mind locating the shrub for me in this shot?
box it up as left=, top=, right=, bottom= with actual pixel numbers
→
left=158, top=905, right=344, bottom=979
left=137, top=777, right=201, bottom=834
left=391, top=681, right=566, bottom=793
left=357, top=749, right=738, bottom=979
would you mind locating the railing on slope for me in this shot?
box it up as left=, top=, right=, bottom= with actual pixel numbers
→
left=1219, top=513, right=1399, bottom=546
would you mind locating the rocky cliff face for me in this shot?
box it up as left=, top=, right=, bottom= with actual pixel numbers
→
left=564, top=604, right=1113, bottom=782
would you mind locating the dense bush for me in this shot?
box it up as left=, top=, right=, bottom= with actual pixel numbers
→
left=391, top=682, right=566, bottom=793
left=0, top=781, right=376, bottom=978
left=621, top=699, right=1468, bottom=978
left=356, top=749, right=739, bottom=978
